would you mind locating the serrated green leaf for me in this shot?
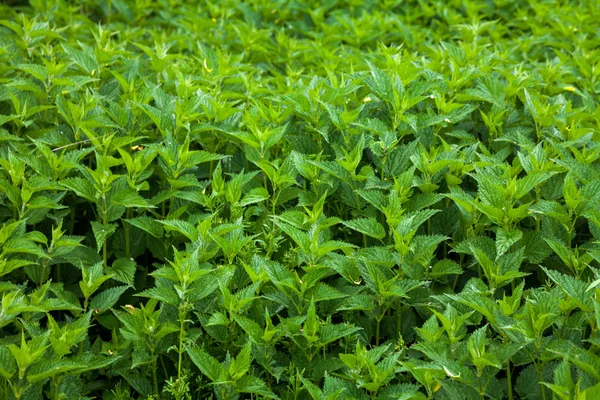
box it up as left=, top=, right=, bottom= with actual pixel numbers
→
left=125, top=216, right=163, bottom=238
left=185, top=345, right=226, bottom=382
left=342, top=218, right=386, bottom=239
left=90, top=221, right=117, bottom=253
left=89, top=285, right=128, bottom=314
left=158, top=219, right=198, bottom=241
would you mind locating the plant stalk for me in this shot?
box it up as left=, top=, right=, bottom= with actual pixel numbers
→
left=177, top=308, right=186, bottom=380
left=506, top=361, right=513, bottom=400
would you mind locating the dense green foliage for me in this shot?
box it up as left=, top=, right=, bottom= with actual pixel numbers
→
left=1, top=0, right=600, bottom=399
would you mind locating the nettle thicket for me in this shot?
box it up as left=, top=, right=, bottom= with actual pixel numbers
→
left=1, top=1, right=600, bottom=399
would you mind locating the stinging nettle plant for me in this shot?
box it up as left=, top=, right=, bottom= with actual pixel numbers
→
left=1, top=0, right=600, bottom=399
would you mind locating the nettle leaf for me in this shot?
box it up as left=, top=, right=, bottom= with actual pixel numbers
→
left=90, top=285, right=128, bottom=314
left=304, top=298, right=319, bottom=338
left=542, top=267, right=593, bottom=312
left=125, top=216, right=163, bottom=238
left=236, top=375, right=279, bottom=399
left=548, top=340, right=600, bottom=380
left=3, top=238, right=46, bottom=258
left=233, top=315, right=264, bottom=343
left=543, top=238, right=575, bottom=269
left=111, top=190, right=154, bottom=208
left=430, top=259, right=463, bottom=278
left=120, top=371, right=153, bottom=397
left=0, top=259, right=35, bottom=277
left=27, top=360, right=71, bottom=384
left=320, top=319, right=361, bottom=345
left=60, top=178, right=96, bottom=202
left=80, top=262, right=113, bottom=300
left=515, top=172, right=556, bottom=199
left=449, top=291, right=498, bottom=326
left=523, top=88, right=540, bottom=121
left=107, top=258, right=137, bottom=286
left=185, top=345, right=226, bottom=382
left=158, top=219, right=198, bottom=241
left=91, top=221, right=117, bottom=253
left=317, top=240, right=356, bottom=258
left=239, top=187, right=270, bottom=207
left=515, top=364, right=541, bottom=399
left=17, top=63, right=48, bottom=81
left=229, top=341, right=252, bottom=380
left=274, top=220, right=310, bottom=253
left=342, top=218, right=386, bottom=239
left=0, top=346, right=16, bottom=379
left=313, top=283, right=348, bottom=302
left=356, top=189, right=387, bottom=213
left=496, top=228, right=522, bottom=259
left=187, top=150, right=226, bottom=165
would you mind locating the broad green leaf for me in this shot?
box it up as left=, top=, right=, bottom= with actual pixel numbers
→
left=185, top=345, right=226, bottom=382
left=342, top=218, right=386, bottom=239
left=125, top=216, right=164, bottom=238
left=91, top=221, right=117, bottom=253
left=158, top=219, right=198, bottom=241
left=89, top=285, right=128, bottom=314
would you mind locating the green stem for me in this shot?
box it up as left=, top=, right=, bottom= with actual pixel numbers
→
left=152, top=358, right=159, bottom=396
left=160, top=354, right=169, bottom=379
left=103, top=242, right=107, bottom=269
left=506, top=361, right=513, bottom=400
left=177, top=308, right=186, bottom=380
left=263, top=171, right=268, bottom=192
left=125, top=208, right=131, bottom=258
left=102, top=195, right=109, bottom=267
left=39, top=260, right=49, bottom=288
left=535, top=359, right=546, bottom=400
left=478, top=373, right=485, bottom=400
left=52, top=375, right=59, bottom=399
left=396, top=301, right=402, bottom=342
left=376, top=316, right=381, bottom=346
left=567, top=216, right=577, bottom=250
left=69, top=206, right=76, bottom=235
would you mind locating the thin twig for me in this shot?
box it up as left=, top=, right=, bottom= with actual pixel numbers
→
left=51, top=139, right=94, bottom=152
